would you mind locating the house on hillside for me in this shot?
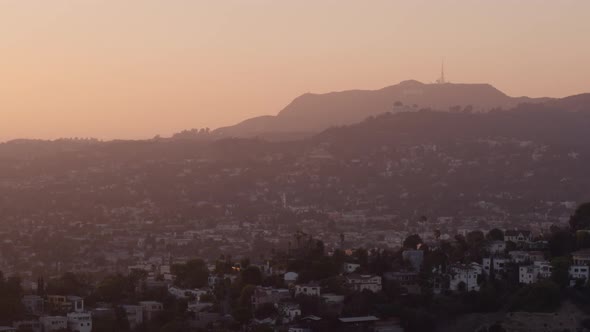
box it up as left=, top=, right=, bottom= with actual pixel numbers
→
left=572, top=249, right=590, bottom=266
left=295, top=283, right=321, bottom=297
left=449, top=262, right=482, bottom=292
left=505, top=230, right=532, bottom=244
left=345, top=274, right=382, bottom=293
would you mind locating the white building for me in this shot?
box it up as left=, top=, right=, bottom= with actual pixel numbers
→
left=519, top=261, right=553, bottom=284
left=168, top=286, right=209, bottom=300
left=449, top=263, right=482, bottom=291
left=535, top=261, right=553, bottom=279
left=345, top=274, right=382, bottom=293
left=482, top=257, right=508, bottom=275
left=572, top=249, right=590, bottom=266
left=12, top=320, right=41, bottom=332
left=40, top=316, right=67, bottom=332
left=295, top=284, right=321, bottom=297
left=505, top=230, right=532, bottom=244
left=519, top=265, right=538, bottom=284
left=569, top=265, right=589, bottom=285
left=508, top=251, right=530, bottom=263
left=67, top=312, right=92, bottom=332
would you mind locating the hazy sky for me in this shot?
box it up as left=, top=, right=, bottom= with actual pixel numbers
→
left=1, top=0, right=589, bottom=141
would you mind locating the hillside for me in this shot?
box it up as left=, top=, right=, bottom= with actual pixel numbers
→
left=1, top=108, right=590, bottom=227
left=213, top=80, right=549, bottom=138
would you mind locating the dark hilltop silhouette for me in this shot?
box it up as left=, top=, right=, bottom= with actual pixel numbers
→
left=213, top=80, right=551, bottom=138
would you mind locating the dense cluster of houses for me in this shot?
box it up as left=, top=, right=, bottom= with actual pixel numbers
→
left=2, top=226, right=590, bottom=332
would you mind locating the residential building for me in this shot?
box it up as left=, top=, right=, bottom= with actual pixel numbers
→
left=122, top=305, right=144, bottom=329
left=168, top=286, right=208, bottom=300
left=21, top=295, right=44, bottom=315
left=572, top=249, right=590, bottom=266
left=482, top=257, right=508, bottom=275
left=295, top=283, right=321, bottom=297
left=40, top=316, right=67, bottom=332
left=519, top=261, right=553, bottom=284
left=345, top=274, right=382, bottom=293
left=139, top=301, right=163, bottom=321
left=449, top=263, right=482, bottom=291
left=504, top=230, right=532, bottom=244
left=12, top=320, right=41, bottom=332
left=67, top=312, right=92, bottom=332
left=46, top=295, right=84, bottom=313
left=569, top=265, right=589, bottom=285
left=251, top=287, right=291, bottom=309
left=519, top=265, right=538, bottom=284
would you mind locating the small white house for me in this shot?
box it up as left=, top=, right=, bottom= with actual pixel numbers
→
left=67, top=312, right=92, bottom=332
left=572, top=249, right=590, bottom=266
left=295, top=284, right=321, bottom=297
left=519, top=261, right=553, bottom=284
left=504, top=230, right=532, bottom=244
left=40, top=316, right=67, bottom=332
left=569, top=265, right=589, bottom=285
left=345, top=274, right=382, bottom=293
left=449, top=263, right=482, bottom=292
left=168, top=286, right=209, bottom=300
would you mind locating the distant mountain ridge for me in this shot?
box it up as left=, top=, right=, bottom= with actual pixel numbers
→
left=213, top=80, right=551, bottom=138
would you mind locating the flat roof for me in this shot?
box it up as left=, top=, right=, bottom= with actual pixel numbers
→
left=339, top=316, right=379, bottom=323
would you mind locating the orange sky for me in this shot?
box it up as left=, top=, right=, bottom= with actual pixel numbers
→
left=1, top=0, right=589, bottom=141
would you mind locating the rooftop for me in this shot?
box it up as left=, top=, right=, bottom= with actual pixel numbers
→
left=339, top=316, right=380, bottom=323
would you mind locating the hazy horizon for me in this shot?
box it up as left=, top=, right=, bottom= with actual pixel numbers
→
left=2, top=0, right=590, bottom=141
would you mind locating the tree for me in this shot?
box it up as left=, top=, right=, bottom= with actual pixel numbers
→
left=551, top=256, right=571, bottom=288
left=46, top=272, right=90, bottom=296
left=486, top=229, right=504, bottom=242
left=570, top=202, right=590, bottom=231
left=241, top=266, right=263, bottom=286
left=0, top=272, right=26, bottom=323
left=171, top=259, right=209, bottom=289
left=509, top=280, right=560, bottom=312
left=466, top=231, right=485, bottom=247
left=403, top=234, right=423, bottom=249
left=488, top=322, right=506, bottom=332
left=548, top=227, right=575, bottom=257
left=95, top=274, right=131, bottom=304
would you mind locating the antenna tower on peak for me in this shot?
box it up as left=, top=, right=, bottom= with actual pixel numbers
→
left=436, top=58, right=447, bottom=84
